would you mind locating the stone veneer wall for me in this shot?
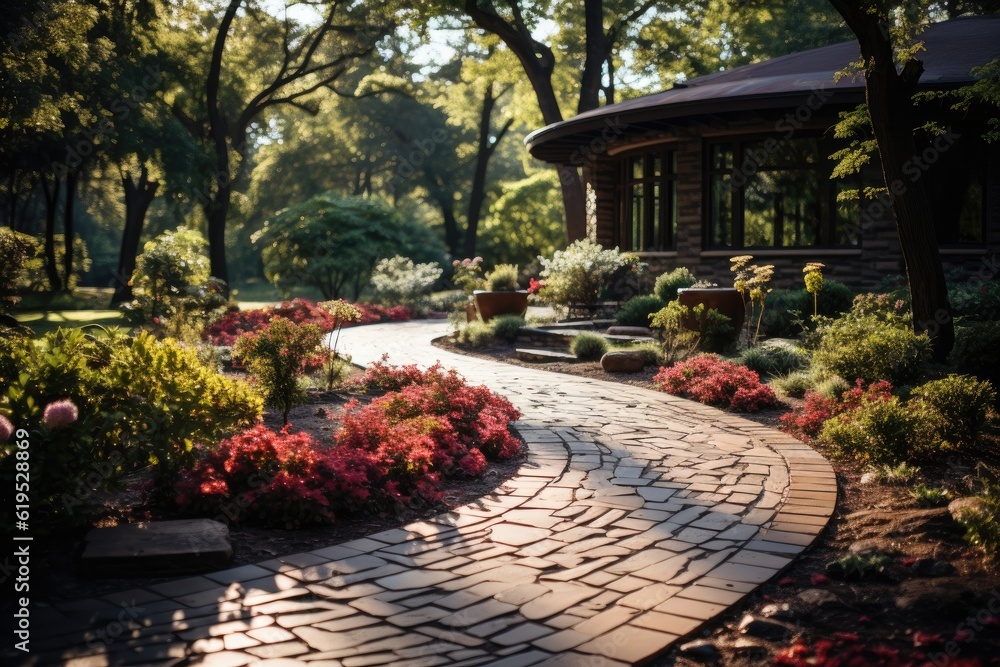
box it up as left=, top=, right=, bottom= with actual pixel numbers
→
left=591, top=124, right=1000, bottom=291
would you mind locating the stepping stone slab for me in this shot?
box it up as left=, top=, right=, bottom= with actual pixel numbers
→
left=81, top=519, right=232, bottom=576
left=516, top=348, right=579, bottom=363
left=605, top=326, right=654, bottom=337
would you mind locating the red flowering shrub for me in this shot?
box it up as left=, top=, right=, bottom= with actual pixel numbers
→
left=175, top=425, right=374, bottom=527
left=780, top=379, right=894, bottom=441
left=176, top=359, right=521, bottom=524
left=773, top=635, right=986, bottom=667
left=203, top=300, right=411, bottom=345
left=653, top=354, right=776, bottom=412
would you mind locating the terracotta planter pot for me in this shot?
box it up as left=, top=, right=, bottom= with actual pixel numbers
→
left=473, top=290, right=529, bottom=323
left=676, top=287, right=745, bottom=338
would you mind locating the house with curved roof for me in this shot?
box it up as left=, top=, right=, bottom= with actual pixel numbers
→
left=525, top=16, right=1000, bottom=288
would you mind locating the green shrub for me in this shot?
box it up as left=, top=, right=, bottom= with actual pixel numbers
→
left=571, top=332, right=609, bottom=360
left=956, top=481, right=1000, bottom=555
left=19, top=233, right=91, bottom=292
left=120, top=227, right=227, bottom=337
left=949, top=321, right=1000, bottom=391
left=538, top=239, right=638, bottom=308
left=911, top=375, right=996, bottom=446
left=0, top=328, right=262, bottom=525
left=864, top=462, right=920, bottom=484
left=650, top=300, right=733, bottom=363
left=615, top=295, right=664, bottom=327
left=653, top=267, right=696, bottom=303
left=457, top=321, right=495, bottom=348
left=814, top=375, right=851, bottom=400
left=813, top=313, right=930, bottom=385
left=910, top=483, right=950, bottom=508
left=490, top=315, right=525, bottom=343
left=484, top=264, right=521, bottom=291
left=370, top=255, right=442, bottom=311
left=773, top=371, right=815, bottom=398
left=826, top=552, right=892, bottom=580
left=233, top=317, right=324, bottom=425
left=737, top=343, right=809, bottom=377
left=819, top=396, right=941, bottom=464
left=948, top=272, right=1000, bottom=321
left=761, top=289, right=808, bottom=338
left=429, top=290, right=469, bottom=313
left=625, top=341, right=665, bottom=367
left=0, top=228, right=34, bottom=314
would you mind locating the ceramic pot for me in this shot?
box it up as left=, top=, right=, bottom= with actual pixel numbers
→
left=473, top=290, right=529, bottom=323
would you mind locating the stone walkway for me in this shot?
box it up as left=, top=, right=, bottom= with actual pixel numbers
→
left=20, top=321, right=836, bottom=667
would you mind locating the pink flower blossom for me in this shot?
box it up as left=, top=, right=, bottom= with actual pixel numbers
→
left=43, top=399, right=78, bottom=429
left=0, top=414, right=13, bottom=441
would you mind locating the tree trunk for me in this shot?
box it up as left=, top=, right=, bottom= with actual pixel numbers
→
left=203, top=0, right=242, bottom=296
left=578, top=0, right=609, bottom=114
left=829, top=0, right=954, bottom=361
left=39, top=174, right=62, bottom=292
left=464, top=85, right=513, bottom=259
left=464, top=0, right=587, bottom=242
left=112, top=166, right=159, bottom=305
left=62, top=170, right=76, bottom=291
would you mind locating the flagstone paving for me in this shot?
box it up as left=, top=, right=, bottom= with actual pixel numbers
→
left=17, top=321, right=836, bottom=667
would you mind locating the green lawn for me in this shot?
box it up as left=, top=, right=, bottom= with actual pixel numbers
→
left=15, top=309, right=125, bottom=337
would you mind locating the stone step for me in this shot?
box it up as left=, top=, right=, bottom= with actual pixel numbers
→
left=81, top=519, right=233, bottom=577
left=515, top=348, right=580, bottom=363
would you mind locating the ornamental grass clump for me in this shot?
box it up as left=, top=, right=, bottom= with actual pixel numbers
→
left=571, top=332, right=609, bottom=360
left=653, top=354, right=776, bottom=412
left=370, top=255, right=443, bottom=311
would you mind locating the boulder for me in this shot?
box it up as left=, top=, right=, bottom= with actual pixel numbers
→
left=795, top=588, right=843, bottom=609
left=678, top=639, right=720, bottom=661
left=948, top=497, right=987, bottom=522
left=737, top=614, right=791, bottom=642
left=895, top=577, right=979, bottom=619
left=600, top=350, right=646, bottom=373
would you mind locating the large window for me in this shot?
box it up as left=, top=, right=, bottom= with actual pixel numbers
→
left=616, top=151, right=677, bottom=251
left=707, top=137, right=860, bottom=249
left=925, top=135, right=988, bottom=245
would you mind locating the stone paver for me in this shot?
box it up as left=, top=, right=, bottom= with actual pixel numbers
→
left=13, top=321, right=836, bottom=666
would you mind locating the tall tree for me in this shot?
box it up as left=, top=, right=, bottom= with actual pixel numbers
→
left=827, top=0, right=954, bottom=360
left=194, top=0, right=391, bottom=294
left=446, top=0, right=662, bottom=242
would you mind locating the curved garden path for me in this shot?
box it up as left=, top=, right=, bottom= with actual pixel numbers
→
left=23, top=320, right=836, bottom=667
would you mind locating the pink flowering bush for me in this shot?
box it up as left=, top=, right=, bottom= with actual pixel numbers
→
left=42, top=399, right=79, bottom=429
left=203, top=299, right=411, bottom=346
left=0, top=414, right=13, bottom=442
left=653, top=354, right=777, bottom=412
left=175, top=359, right=522, bottom=525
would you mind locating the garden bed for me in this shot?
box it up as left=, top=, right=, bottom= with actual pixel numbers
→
left=23, top=374, right=525, bottom=604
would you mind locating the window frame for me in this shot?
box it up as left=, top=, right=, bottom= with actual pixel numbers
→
left=613, top=149, right=678, bottom=252
left=703, top=133, right=860, bottom=251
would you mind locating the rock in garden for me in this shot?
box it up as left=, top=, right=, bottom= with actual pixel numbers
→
left=605, top=325, right=654, bottom=337
left=678, top=639, right=720, bottom=661
left=895, top=577, right=977, bottom=619
left=760, top=602, right=797, bottom=621
left=848, top=538, right=886, bottom=556
left=948, top=497, right=987, bottom=522
left=795, top=588, right=842, bottom=609
left=737, top=614, right=791, bottom=641
left=600, top=350, right=646, bottom=373
left=910, top=558, right=956, bottom=577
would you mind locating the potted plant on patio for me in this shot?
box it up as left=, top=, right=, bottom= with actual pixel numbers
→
left=474, top=264, right=529, bottom=323
left=676, top=279, right=745, bottom=343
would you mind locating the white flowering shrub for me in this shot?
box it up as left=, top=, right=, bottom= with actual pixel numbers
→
left=538, top=239, right=638, bottom=308
left=370, top=255, right=443, bottom=310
